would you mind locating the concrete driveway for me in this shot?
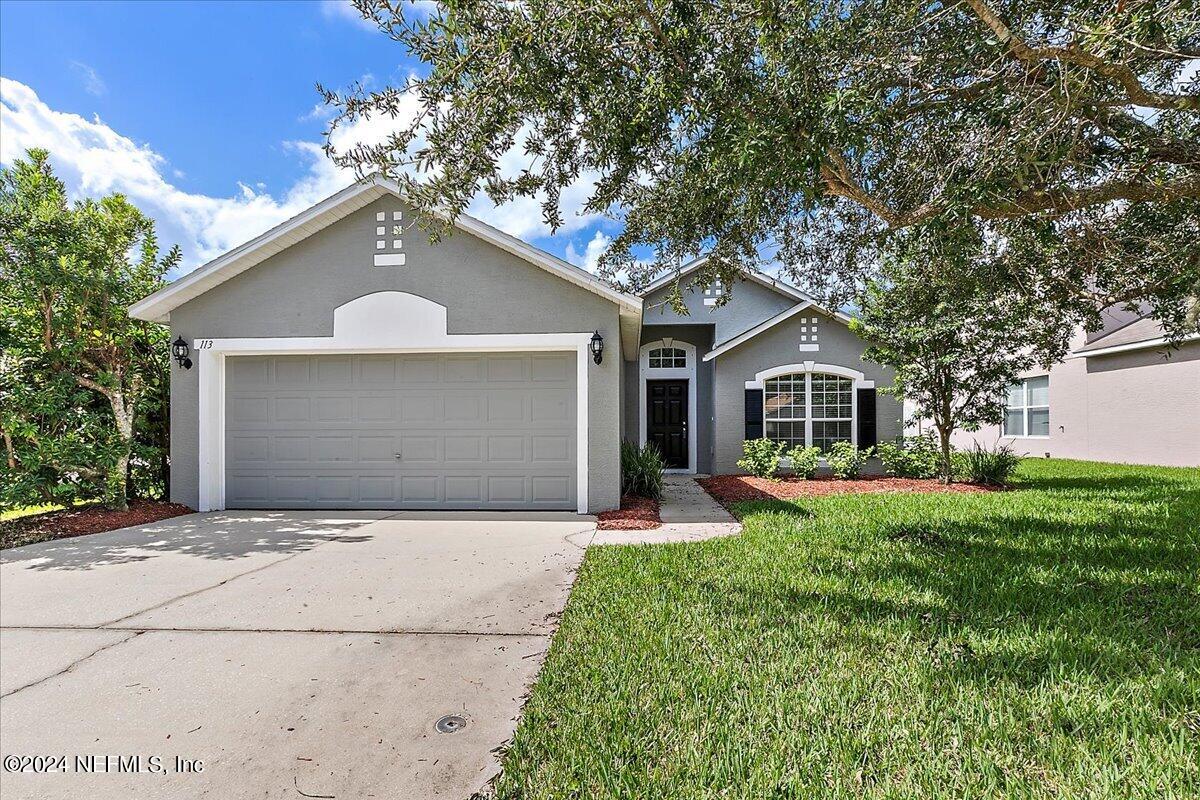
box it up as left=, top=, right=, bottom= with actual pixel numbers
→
left=0, top=510, right=594, bottom=799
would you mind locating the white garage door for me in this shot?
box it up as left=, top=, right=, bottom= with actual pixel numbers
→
left=224, top=352, right=577, bottom=509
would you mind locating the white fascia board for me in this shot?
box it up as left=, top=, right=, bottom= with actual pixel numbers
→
left=128, top=180, right=384, bottom=322
left=128, top=175, right=642, bottom=323
left=640, top=256, right=710, bottom=295
left=639, top=256, right=818, bottom=306
left=703, top=301, right=855, bottom=361
left=1067, top=332, right=1199, bottom=359
left=446, top=209, right=642, bottom=315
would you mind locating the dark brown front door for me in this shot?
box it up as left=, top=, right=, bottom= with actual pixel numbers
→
left=647, top=379, right=688, bottom=468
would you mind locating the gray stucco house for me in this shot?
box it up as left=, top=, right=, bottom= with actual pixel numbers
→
left=130, top=177, right=899, bottom=513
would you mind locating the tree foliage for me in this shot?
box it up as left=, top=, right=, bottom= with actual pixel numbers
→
left=0, top=149, right=179, bottom=510
left=324, top=0, right=1199, bottom=352
left=849, top=225, right=1064, bottom=481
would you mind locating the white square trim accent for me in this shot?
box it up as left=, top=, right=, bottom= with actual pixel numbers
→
left=374, top=253, right=407, bottom=267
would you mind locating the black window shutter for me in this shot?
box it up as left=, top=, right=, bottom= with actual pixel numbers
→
left=745, top=389, right=764, bottom=439
left=857, top=387, right=877, bottom=450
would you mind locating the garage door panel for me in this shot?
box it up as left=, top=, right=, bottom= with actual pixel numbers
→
left=444, top=356, right=482, bottom=382
left=358, top=474, right=397, bottom=503
left=444, top=476, right=482, bottom=502
left=400, top=436, right=439, bottom=463
left=444, top=436, right=483, bottom=463
left=444, top=395, right=482, bottom=422
left=225, top=353, right=575, bottom=510
left=532, top=476, right=572, bottom=503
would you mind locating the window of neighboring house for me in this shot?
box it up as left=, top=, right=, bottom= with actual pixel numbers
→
left=1003, top=376, right=1050, bottom=437
left=764, top=372, right=854, bottom=452
left=648, top=347, right=687, bottom=368
left=703, top=280, right=724, bottom=306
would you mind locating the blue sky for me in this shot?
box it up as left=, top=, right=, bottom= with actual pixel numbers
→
left=0, top=0, right=618, bottom=275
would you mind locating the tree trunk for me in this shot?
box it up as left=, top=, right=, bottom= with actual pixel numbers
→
left=1, top=427, right=15, bottom=470
left=105, top=390, right=134, bottom=512
left=936, top=424, right=953, bottom=484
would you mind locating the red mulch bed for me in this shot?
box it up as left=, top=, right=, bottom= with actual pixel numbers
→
left=698, top=474, right=997, bottom=509
left=596, top=495, right=662, bottom=530
left=1, top=500, right=194, bottom=550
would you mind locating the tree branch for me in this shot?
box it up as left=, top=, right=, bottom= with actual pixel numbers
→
left=976, top=171, right=1200, bottom=219
left=962, top=0, right=1200, bottom=110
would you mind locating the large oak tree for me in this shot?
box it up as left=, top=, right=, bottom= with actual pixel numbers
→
left=324, top=0, right=1199, bottom=350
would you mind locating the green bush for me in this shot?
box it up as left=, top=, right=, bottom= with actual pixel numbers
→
left=876, top=434, right=941, bottom=479
left=786, top=445, right=822, bottom=479
left=955, top=442, right=1021, bottom=486
left=827, top=441, right=873, bottom=479
left=620, top=439, right=665, bottom=499
left=738, top=438, right=785, bottom=479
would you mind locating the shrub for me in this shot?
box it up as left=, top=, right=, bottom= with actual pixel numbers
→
left=620, top=439, right=665, bottom=499
left=738, top=438, right=785, bottom=479
left=876, top=434, right=941, bottom=479
left=955, top=442, right=1021, bottom=486
left=826, top=441, right=873, bottom=479
left=786, top=445, right=822, bottom=479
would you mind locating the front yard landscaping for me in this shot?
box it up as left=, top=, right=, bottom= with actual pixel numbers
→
left=1, top=500, right=193, bottom=550
left=700, top=473, right=996, bottom=505
left=596, top=495, right=662, bottom=530
left=493, top=459, right=1199, bottom=798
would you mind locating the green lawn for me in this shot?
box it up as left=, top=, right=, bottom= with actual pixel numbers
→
left=494, top=459, right=1199, bottom=799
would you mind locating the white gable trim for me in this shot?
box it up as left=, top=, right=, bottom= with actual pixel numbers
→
left=1066, top=332, right=1199, bottom=359
left=744, top=362, right=873, bottom=389
left=128, top=176, right=642, bottom=323
left=640, top=256, right=816, bottom=305
left=703, top=303, right=855, bottom=362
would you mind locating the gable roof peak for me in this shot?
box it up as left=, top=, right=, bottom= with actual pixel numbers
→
left=639, top=256, right=815, bottom=305
left=128, top=176, right=642, bottom=323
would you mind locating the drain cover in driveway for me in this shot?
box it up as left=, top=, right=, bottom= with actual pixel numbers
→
left=435, top=715, right=467, bottom=734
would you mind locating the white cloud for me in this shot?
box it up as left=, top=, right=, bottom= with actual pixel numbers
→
left=69, top=61, right=106, bottom=97
left=565, top=229, right=612, bottom=274
left=319, top=0, right=378, bottom=32
left=0, top=76, right=605, bottom=276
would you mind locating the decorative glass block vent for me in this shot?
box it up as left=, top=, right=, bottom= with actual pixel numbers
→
left=797, top=317, right=819, bottom=351
left=373, top=210, right=406, bottom=267
left=703, top=280, right=725, bottom=306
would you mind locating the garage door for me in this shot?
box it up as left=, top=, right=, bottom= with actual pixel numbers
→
left=224, top=353, right=577, bottom=510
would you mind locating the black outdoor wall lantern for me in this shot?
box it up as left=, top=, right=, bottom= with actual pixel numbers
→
left=589, top=331, right=604, bottom=365
left=172, top=336, right=193, bottom=370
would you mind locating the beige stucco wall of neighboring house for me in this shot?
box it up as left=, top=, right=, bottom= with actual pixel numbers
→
left=950, top=334, right=1200, bottom=468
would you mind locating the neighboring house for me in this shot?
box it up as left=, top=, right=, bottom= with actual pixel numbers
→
left=945, top=307, right=1200, bottom=467
left=129, top=178, right=899, bottom=514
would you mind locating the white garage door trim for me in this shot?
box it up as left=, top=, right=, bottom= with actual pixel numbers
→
left=196, top=292, right=594, bottom=513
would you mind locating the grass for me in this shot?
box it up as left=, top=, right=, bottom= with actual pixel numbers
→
left=493, top=459, right=1199, bottom=799
left=0, top=501, right=75, bottom=522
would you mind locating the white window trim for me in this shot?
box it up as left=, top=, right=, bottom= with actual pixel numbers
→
left=638, top=339, right=698, bottom=474
left=194, top=291, right=594, bottom=514
left=746, top=362, right=872, bottom=452
left=1003, top=375, right=1051, bottom=439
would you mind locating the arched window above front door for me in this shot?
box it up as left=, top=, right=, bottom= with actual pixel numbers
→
left=648, top=347, right=687, bottom=368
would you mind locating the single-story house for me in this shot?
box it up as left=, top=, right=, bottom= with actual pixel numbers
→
left=944, top=306, right=1199, bottom=467
left=130, top=177, right=901, bottom=513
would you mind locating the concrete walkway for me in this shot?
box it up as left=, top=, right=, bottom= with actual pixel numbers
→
left=590, top=476, right=742, bottom=545
left=0, top=511, right=592, bottom=800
